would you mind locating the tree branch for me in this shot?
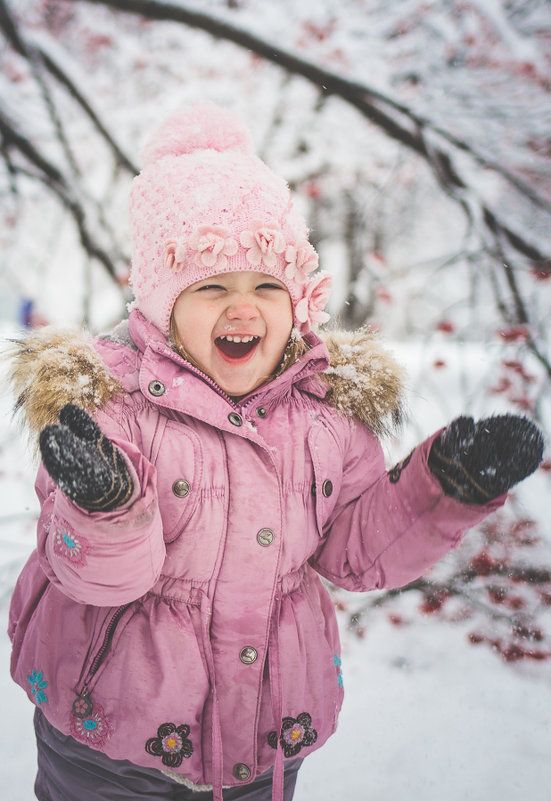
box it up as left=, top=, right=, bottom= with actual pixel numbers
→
left=76, top=0, right=551, bottom=214
left=0, top=108, right=121, bottom=280
left=0, top=0, right=137, bottom=175
left=37, top=43, right=139, bottom=175
left=72, top=0, right=551, bottom=330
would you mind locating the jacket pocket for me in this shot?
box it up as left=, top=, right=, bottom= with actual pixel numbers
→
left=75, top=602, right=137, bottom=702
left=151, top=418, right=202, bottom=543
left=307, top=425, right=343, bottom=537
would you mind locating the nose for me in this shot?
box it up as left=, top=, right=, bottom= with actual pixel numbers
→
left=226, top=295, right=259, bottom=322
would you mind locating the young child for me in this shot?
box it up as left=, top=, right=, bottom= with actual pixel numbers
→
left=7, top=103, right=543, bottom=801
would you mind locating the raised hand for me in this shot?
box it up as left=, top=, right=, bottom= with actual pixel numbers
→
left=428, top=414, right=544, bottom=505
left=39, top=404, right=134, bottom=512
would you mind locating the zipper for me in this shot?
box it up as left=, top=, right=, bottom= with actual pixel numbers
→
left=72, top=603, right=132, bottom=718
left=166, top=345, right=240, bottom=408
left=167, top=344, right=268, bottom=413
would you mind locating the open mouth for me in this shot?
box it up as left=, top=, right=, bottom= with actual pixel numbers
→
left=215, top=335, right=260, bottom=360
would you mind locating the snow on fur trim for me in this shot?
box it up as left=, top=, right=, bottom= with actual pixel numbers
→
left=5, top=325, right=404, bottom=441
left=319, top=327, right=406, bottom=436
left=4, top=328, right=122, bottom=441
left=140, top=103, right=254, bottom=166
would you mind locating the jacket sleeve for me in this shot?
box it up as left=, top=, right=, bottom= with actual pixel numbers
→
left=35, top=403, right=165, bottom=606
left=309, top=421, right=506, bottom=592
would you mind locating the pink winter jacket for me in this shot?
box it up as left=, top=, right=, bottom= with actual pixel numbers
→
left=9, top=311, right=504, bottom=797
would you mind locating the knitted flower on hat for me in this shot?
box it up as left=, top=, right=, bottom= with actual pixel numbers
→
left=129, top=102, right=331, bottom=335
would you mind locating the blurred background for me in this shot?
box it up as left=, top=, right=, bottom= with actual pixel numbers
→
left=1, top=1, right=551, bottom=798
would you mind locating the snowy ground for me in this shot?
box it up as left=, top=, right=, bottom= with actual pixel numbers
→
left=1, top=334, right=550, bottom=800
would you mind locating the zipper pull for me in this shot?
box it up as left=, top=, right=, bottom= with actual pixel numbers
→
left=72, top=692, right=93, bottom=719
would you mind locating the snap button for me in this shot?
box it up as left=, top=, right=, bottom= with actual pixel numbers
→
left=233, top=763, right=251, bottom=781
left=322, top=479, right=334, bottom=497
left=148, top=380, right=166, bottom=397
left=256, top=528, right=274, bottom=547
left=256, top=406, right=267, bottom=418
left=172, top=479, right=190, bottom=498
left=228, top=412, right=243, bottom=427
left=239, top=646, right=258, bottom=665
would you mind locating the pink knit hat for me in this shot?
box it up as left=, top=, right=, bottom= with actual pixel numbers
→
left=128, top=103, right=332, bottom=337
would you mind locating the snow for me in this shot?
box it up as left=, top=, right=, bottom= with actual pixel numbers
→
left=296, top=608, right=551, bottom=800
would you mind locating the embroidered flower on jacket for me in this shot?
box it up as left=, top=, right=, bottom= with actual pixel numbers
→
left=70, top=702, right=112, bottom=748
left=284, top=241, right=318, bottom=284
left=145, top=722, right=194, bottom=768
left=268, top=712, right=318, bottom=757
left=52, top=522, right=90, bottom=567
left=295, top=272, right=332, bottom=332
left=239, top=220, right=286, bottom=269
left=164, top=240, right=187, bottom=273
left=27, top=669, right=48, bottom=706
left=72, top=694, right=93, bottom=718
left=188, top=225, right=238, bottom=270
left=333, top=653, right=344, bottom=688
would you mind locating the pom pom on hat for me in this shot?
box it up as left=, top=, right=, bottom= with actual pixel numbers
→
left=141, top=102, right=254, bottom=167
left=129, top=102, right=331, bottom=336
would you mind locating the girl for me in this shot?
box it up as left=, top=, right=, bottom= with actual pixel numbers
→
left=8, top=103, right=543, bottom=801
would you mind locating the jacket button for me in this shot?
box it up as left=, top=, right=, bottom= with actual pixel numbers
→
left=256, top=528, right=274, bottom=547
left=148, top=380, right=166, bottom=397
left=172, top=479, right=190, bottom=498
left=228, top=412, right=243, bottom=426
left=256, top=406, right=267, bottom=418
left=233, top=763, right=251, bottom=781
left=240, top=646, right=258, bottom=665
left=322, top=479, right=334, bottom=497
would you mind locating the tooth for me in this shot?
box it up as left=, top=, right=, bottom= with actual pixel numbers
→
left=233, top=336, right=242, bottom=343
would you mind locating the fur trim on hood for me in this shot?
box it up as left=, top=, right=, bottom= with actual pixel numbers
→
left=321, top=328, right=405, bottom=434
left=4, top=324, right=405, bottom=440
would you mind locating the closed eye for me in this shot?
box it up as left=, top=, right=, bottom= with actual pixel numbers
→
left=257, top=283, right=285, bottom=290
left=196, top=284, right=226, bottom=292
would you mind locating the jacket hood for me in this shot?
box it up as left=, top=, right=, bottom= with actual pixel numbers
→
left=4, top=320, right=405, bottom=440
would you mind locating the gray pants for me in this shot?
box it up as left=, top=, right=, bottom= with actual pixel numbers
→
left=34, top=710, right=302, bottom=801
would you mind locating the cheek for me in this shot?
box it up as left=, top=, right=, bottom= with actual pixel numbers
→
left=173, top=301, right=215, bottom=351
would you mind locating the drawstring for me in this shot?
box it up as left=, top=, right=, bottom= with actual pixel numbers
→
left=269, top=595, right=284, bottom=801
left=201, top=592, right=286, bottom=801
left=200, top=594, right=224, bottom=801
left=210, top=687, right=223, bottom=801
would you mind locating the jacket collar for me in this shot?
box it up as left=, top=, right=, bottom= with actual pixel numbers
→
left=128, top=310, right=331, bottom=427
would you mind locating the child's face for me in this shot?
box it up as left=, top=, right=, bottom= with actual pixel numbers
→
left=172, top=271, right=293, bottom=397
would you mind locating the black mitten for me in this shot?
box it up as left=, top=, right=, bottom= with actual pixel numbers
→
left=39, top=403, right=134, bottom=512
left=428, top=414, right=544, bottom=504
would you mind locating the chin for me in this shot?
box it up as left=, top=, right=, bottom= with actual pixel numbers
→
left=221, top=382, right=257, bottom=396
left=218, top=375, right=264, bottom=397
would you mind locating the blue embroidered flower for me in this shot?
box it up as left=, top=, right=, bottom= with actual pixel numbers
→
left=71, top=702, right=112, bottom=747
left=28, top=669, right=48, bottom=706
left=52, top=521, right=90, bottom=567
left=333, top=653, right=343, bottom=688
